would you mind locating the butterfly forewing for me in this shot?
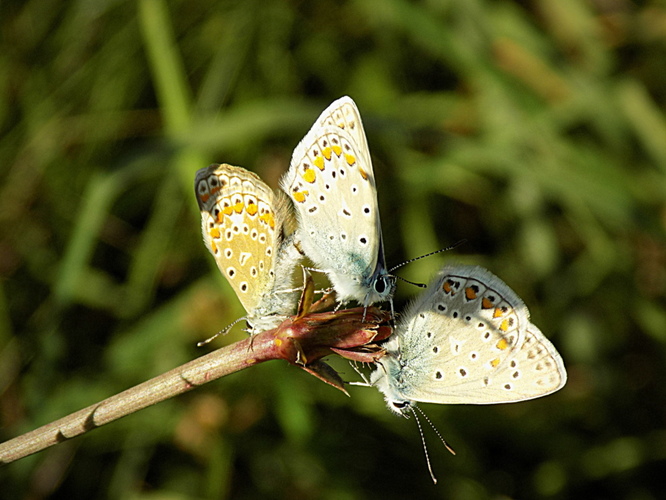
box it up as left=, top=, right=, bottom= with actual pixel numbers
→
left=195, top=163, right=301, bottom=333
left=280, top=96, right=391, bottom=305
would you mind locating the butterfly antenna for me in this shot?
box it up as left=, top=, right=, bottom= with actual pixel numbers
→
left=414, top=405, right=456, bottom=456
left=197, top=317, right=244, bottom=347
left=389, top=240, right=467, bottom=273
left=409, top=405, right=438, bottom=484
left=394, top=275, right=427, bottom=288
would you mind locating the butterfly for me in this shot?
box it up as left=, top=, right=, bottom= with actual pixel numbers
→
left=195, top=163, right=302, bottom=334
left=280, top=96, right=395, bottom=307
left=371, top=265, right=567, bottom=414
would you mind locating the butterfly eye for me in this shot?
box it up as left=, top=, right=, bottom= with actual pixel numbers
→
left=377, top=275, right=396, bottom=295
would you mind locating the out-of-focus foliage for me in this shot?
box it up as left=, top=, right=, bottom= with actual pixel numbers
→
left=2, top=0, right=666, bottom=498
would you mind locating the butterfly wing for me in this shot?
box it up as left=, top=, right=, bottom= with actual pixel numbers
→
left=378, top=265, right=566, bottom=406
left=195, top=164, right=301, bottom=332
left=280, top=96, right=392, bottom=305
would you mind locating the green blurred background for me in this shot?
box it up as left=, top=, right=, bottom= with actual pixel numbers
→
left=2, top=0, right=666, bottom=498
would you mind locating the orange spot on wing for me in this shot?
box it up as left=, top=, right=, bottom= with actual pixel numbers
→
left=260, top=212, right=275, bottom=229
left=332, top=145, right=342, bottom=156
left=302, top=168, right=316, bottom=183
left=246, top=202, right=258, bottom=216
left=234, top=201, right=244, bottom=213
left=496, top=338, right=509, bottom=350
left=292, top=190, right=308, bottom=203
left=346, top=154, right=357, bottom=167
left=209, top=228, right=221, bottom=239
left=491, top=357, right=500, bottom=368
left=314, top=156, right=325, bottom=170
left=443, top=280, right=453, bottom=294
left=482, top=297, right=494, bottom=309
left=322, top=147, right=332, bottom=160
left=465, top=287, right=477, bottom=300
left=493, top=307, right=505, bottom=318
left=499, top=320, right=510, bottom=332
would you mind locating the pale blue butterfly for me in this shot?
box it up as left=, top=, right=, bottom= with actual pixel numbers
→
left=280, top=96, right=395, bottom=307
left=371, top=265, right=567, bottom=414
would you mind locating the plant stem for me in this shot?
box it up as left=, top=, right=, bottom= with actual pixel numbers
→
left=0, top=334, right=267, bottom=464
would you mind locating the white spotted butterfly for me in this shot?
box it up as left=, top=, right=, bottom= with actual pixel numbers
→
left=371, top=265, right=567, bottom=415
left=280, top=96, right=395, bottom=307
